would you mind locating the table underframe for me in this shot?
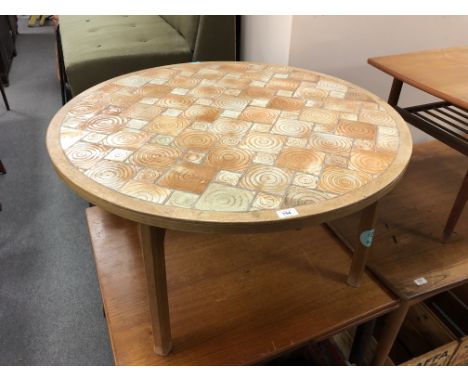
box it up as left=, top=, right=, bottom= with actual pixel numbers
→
left=140, top=202, right=380, bottom=356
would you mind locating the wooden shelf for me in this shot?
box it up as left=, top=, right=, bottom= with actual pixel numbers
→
left=86, top=207, right=398, bottom=365
left=328, top=140, right=468, bottom=300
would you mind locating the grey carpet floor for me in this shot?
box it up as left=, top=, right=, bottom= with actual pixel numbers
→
left=0, top=19, right=114, bottom=365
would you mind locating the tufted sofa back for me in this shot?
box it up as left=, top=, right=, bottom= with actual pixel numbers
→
left=161, top=16, right=200, bottom=52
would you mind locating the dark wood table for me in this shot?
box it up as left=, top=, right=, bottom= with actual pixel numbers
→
left=368, top=47, right=468, bottom=241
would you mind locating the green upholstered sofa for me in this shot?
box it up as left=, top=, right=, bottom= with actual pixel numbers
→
left=57, top=15, right=236, bottom=99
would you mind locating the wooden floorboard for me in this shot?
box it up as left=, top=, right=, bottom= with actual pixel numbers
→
left=329, top=140, right=468, bottom=300
left=86, top=207, right=398, bottom=365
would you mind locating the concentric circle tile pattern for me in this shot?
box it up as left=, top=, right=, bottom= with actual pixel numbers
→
left=57, top=62, right=404, bottom=213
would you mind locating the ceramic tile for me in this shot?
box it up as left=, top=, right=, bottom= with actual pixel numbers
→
left=240, top=132, right=285, bottom=153
left=85, top=160, right=136, bottom=189
left=120, top=103, right=164, bottom=120
left=183, top=105, right=221, bottom=122
left=183, top=150, right=206, bottom=164
left=240, top=106, right=280, bottom=124
left=240, top=165, right=292, bottom=194
left=317, top=166, right=372, bottom=194
left=252, top=192, right=282, bottom=209
left=134, top=168, right=161, bottom=183
left=336, top=121, right=377, bottom=140
left=65, top=142, right=111, bottom=170
left=102, top=129, right=150, bottom=150
left=250, top=99, right=269, bottom=107
left=283, top=186, right=335, bottom=207
left=308, top=133, right=353, bottom=156
left=268, top=96, right=305, bottom=112
left=206, top=147, right=253, bottom=171
left=253, top=152, right=276, bottom=165
left=140, top=97, right=158, bottom=105
left=276, top=147, right=325, bottom=175
left=120, top=180, right=171, bottom=203
left=272, top=118, right=313, bottom=138
left=81, top=132, right=107, bottom=144
left=215, top=170, right=243, bottom=186
left=195, top=183, right=255, bottom=212
left=174, top=129, right=217, bottom=152
left=292, top=173, right=319, bottom=189
left=166, top=191, right=199, bottom=208
left=126, top=119, right=148, bottom=130
left=150, top=135, right=174, bottom=146
left=158, top=162, right=217, bottom=194
left=286, top=137, right=308, bottom=148
left=145, top=115, right=191, bottom=136
left=60, top=128, right=89, bottom=150
left=104, top=148, right=133, bottom=162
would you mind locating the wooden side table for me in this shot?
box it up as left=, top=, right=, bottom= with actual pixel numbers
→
left=328, top=140, right=468, bottom=365
left=368, top=47, right=468, bottom=241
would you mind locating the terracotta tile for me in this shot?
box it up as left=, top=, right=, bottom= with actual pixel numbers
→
left=83, top=114, right=129, bottom=134
left=174, top=129, right=217, bottom=152
left=130, top=144, right=181, bottom=169
left=60, top=128, right=89, bottom=150
left=213, top=95, right=250, bottom=111
left=268, top=96, right=305, bottom=112
left=349, top=150, right=395, bottom=175
left=252, top=192, right=283, bottom=210
left=359, top=110, right=396, bottom=127
left=240, top=106, right=280, bottom=124
left=283, top=186, right=335, bottom=207
left=336, top=120, right=377, bottom=140
left=240, top=132, right=285, bottom=153
left=166, top=191, right=199, bottom=208
left=158, top=162, right=217, bottom=194
left=195, top=183, right=255, bottom=211
left=272, top=118, right=312, bottom=138
left=299, top=108, right=339, bottom=124
left=183, top=105, right=221, bottom=122
left=120, top=103, right=164, bottom=120
left=317, top=166, right=372, bottom=194
left=266, top=78, right=300, bottom=91
left=158, top=94, right=195, bottom=109
left=240, top=165, right=292, bottom=194
left=120, top=180, right=171, bottom=203
left=102, top=129, right=151, bottom=150
left=215, top=170, right=243, bottom=186
left=308, top=133, right=353, bottom=156
left=241, top=87, right=275, bottom=99
left=105, top=93, right=141, bottom=108
left=323, top=98, right=361, bottom=114
left=85, top=160, right=136, bottom=190
left=135, top=84, right=172, bottom=97
left=145, top=115, right=191, bottom=136
left=190, top=85, right=224, bottom=99
left=206, top=147, right=253, bottom=171
left=276, top=147, right=325, bottom=175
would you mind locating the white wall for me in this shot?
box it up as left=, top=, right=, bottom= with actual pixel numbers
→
left=241, top=15, right=468, bottom=143
left=240, top=16, right=293, bottom=65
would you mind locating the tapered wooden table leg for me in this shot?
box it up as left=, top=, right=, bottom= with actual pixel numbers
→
left=139, top=224, right=172, bottom=356
left=349, top=319, right=376, bottom=365
left=443, top=169, right=468, bottom=242
left=347, top=202, right=379, bottom=287
left=372, top=301, right=410, bottom=365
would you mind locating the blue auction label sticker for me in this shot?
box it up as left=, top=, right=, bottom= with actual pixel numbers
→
left=360, top=229, right=375, bottom=248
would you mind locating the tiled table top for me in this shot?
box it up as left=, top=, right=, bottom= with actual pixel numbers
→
left=47, top=62, right=412, bottom=230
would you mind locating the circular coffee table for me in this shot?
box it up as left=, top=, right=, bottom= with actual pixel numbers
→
left=46, top=61, right=412, bottom=355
